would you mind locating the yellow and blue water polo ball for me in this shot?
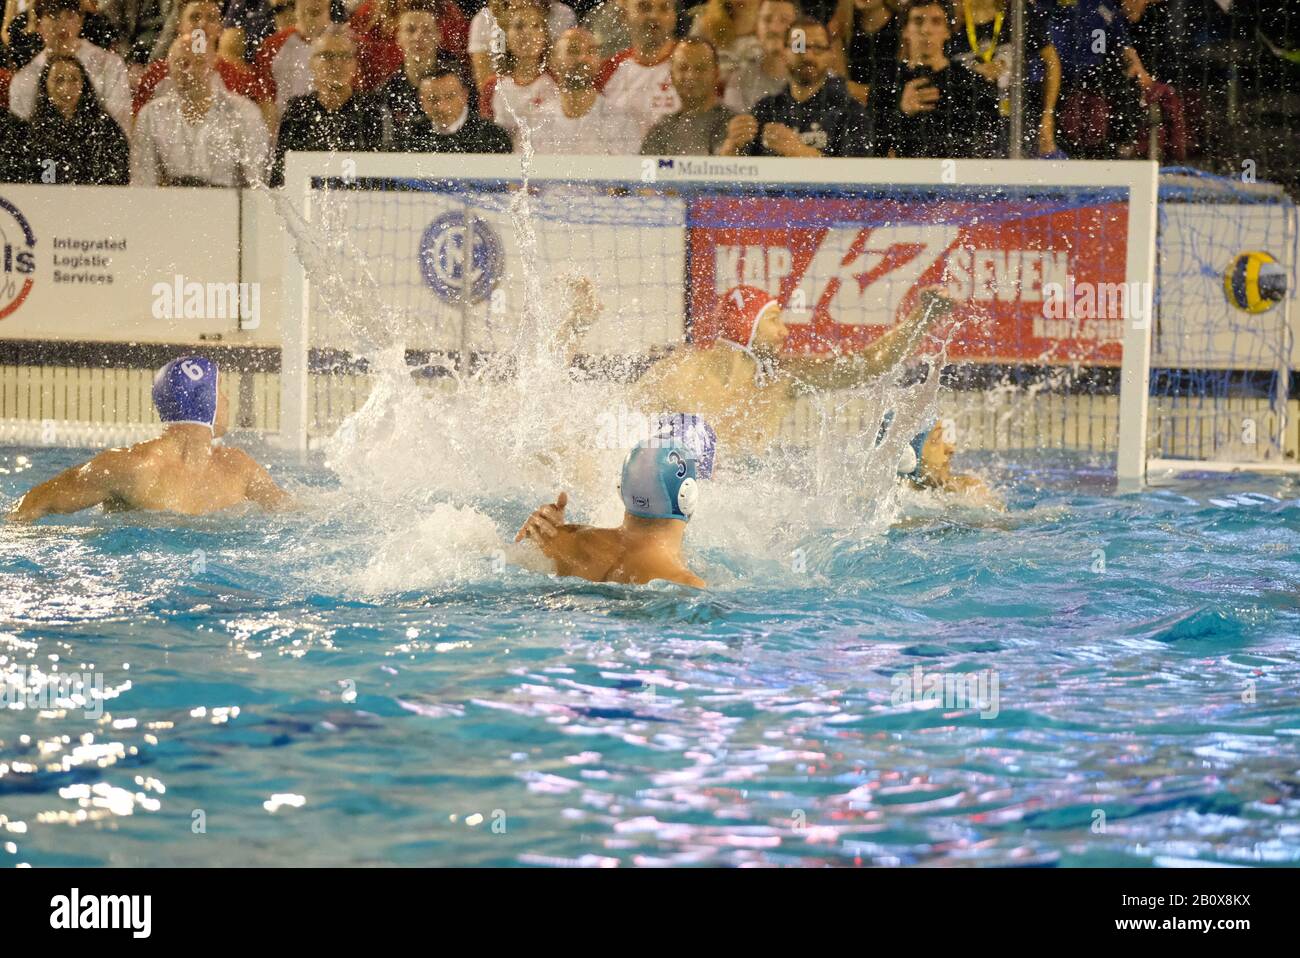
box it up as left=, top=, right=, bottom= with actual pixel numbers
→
left=1224, top=251, right=1287, bottom=313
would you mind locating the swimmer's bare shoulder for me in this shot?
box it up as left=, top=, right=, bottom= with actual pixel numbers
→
left=516, top=494, right=705, bottom=588
left=8, top=442, right=290, bottom=521
left=541, top=527, right=704, bottom=588
left=212, top=446, right=294, bottom=510
left=949, top=474, right=1004, bottom=510
left=521, top=518, right=622, bottom=582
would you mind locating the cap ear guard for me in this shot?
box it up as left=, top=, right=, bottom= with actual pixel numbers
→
left=896, top=444, right=919, bottom=476
left=676, top=476, right=698, bottom=517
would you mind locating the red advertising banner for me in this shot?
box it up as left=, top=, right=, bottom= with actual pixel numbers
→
left=687, top=196, right=1132, bottom=364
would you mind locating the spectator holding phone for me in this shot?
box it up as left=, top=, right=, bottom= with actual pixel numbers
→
left=875, top=0, right=999, bottom=158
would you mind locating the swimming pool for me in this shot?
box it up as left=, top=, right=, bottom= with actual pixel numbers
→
left=2, top=440, right=1299, bottom=867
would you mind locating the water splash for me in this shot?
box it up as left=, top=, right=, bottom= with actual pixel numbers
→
left=268, top=139, right=970, bottom=589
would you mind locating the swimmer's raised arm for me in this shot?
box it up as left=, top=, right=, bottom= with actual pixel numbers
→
left=557, top=276, right=603, bottom=359
left=515, top=491, right=620, bottom=581
left=784, top=288, right=954, bottom=393
left=7, top=448, right=135, bottom=522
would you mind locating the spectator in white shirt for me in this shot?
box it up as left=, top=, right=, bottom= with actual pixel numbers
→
left=132, top=34, right=269, bottom=186
left=9, top=0, right=132, bottom=134
left=531, top=26, right=641, bottom=154
left=255, top=0, right=335, bottom=110
left=480, top=2, right=558, bottom=150
left=468, top=0, right=575, bottom=90
left=596, top=0, right=679, bottom=138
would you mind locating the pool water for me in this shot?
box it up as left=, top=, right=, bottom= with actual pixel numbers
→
left=2, top=442, right=1299, bottom=867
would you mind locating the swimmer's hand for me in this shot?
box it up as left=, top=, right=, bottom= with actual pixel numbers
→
left=240, top=453, right=295, bottom=511
left=515, top=491, right=605, bottom=578
left=515, top=491, right=569, bottom=544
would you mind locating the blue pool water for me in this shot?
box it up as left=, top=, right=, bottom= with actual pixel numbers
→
left=2, top=442, right=1299, bottom=867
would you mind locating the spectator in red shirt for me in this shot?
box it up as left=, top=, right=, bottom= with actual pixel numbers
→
left=135, top=0, right=274, bottom=127
left=349, top=0, right=468, bottom=91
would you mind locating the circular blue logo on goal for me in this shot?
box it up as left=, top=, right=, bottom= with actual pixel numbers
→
left=419, top=211, right=503, bottom=305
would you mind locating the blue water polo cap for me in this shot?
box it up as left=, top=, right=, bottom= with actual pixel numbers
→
left=901, top=424, right=934, bottom=478
left=152, top=356, right=219, bottom=429
left=876, top=410, right=932, bottom=478
left=654, top=412, right=717, bottom=480
left=620, top=440, right=700, bottom=522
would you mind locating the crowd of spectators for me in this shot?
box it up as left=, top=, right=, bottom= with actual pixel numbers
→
left=0, top=0, right=1293, bottom=191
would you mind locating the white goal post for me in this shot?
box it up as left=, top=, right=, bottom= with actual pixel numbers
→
left=279, top=152, right=1163, bottom=483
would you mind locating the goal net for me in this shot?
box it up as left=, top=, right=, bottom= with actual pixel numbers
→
left=1147, top=171, right=1298, bottom=480
left=279, top=152, right=1164, bottom=485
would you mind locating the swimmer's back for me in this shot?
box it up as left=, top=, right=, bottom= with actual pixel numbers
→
left=124, top=441, right=287, bottom=514
left=83, top=441, right=284, bottom=515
